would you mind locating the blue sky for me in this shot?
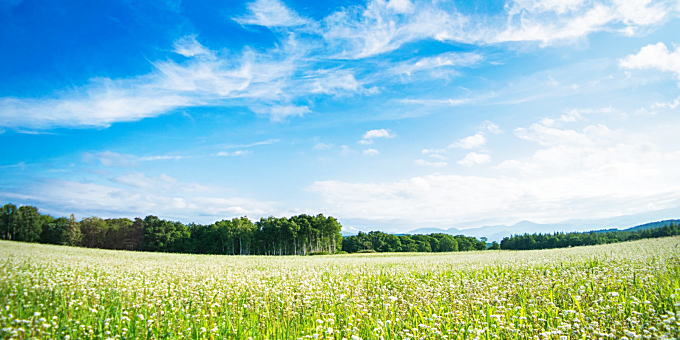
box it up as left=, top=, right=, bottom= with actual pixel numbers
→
left=1, top=0, right=680, bottom=232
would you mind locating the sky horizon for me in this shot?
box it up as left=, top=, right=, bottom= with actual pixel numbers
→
left=1, top=0, right=679, bottom=233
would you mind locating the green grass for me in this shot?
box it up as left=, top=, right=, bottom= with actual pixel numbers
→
left=1, top=237, right=679, bottom=339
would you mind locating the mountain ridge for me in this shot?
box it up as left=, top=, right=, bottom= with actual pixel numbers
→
left=405, top=219, right=680, bottom=242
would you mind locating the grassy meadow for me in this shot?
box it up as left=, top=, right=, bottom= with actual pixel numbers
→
left=0, top=237, right=678, bottom=339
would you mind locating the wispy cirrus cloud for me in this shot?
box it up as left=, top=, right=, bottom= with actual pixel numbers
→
left=233, top=0, right=310, bottom=28
left=0, top=34, right=365, bottom=129
left=1, top=0, right=676, bottom=130
left=321, top=0, right=470, bottom=59
left=83, top=151, right=189, bottom=167
left=250, top=104, right=311, bottom=121
left=318, top=0, right=677, bottom=59
left=220, top=138, right=280, bottom=149
left=493, top=0, right=672, bottom=44
left=173, top=35, right=213, bottom=58
left=391, top=52, right=483, bottom=76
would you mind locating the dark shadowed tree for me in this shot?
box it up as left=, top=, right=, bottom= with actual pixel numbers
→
left=0, top=203, right=18, bottom=240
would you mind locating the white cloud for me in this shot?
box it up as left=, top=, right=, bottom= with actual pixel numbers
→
left=83, top=151, right=187, bottom=167
left=310, top=110, right=680, bottom=227
left=392, top=52, right=482, bottom=75
left=0, top=90, right=193, bottom=129
left=494, top=0, right=671, bottom=44
left=362, top=148, right=380, bottom=156
left=221, top=139, right=280, bottom=149
left=173, top=35, right=212, bottom=58
left=514, top=121, right=614, bottom=147
left=419, top=127, right=496, bottom=166
left=138, top=155, right=186, bottom=161
left=308, top=70, right=363, bottom=95
left=450, top=133, right=486, bottom=149
left=651, top=97, right=680, bottom=110
left=0, top=46, right=295, bottom=128
left=387, top=0, right=414, bottom=14
left=458, top=152, right=491, bottom=167
left=320, top=100, right=680, bottom=226
left=620, top=42, right=680, bottom=79
left=251, top=104, right=310, bottom=121
left=0, top=31, right=378, bottom=129
left=1, top=176, right=276, bottom=223
left=421, top=148, right=446, bottom=155
left=480, top=121, right=502, bottom=134
left=363, top=129, right=394, bottom=139
left=318, top=0, right=675, bottom=59
left=321, top=0, right=469, bottom=59
left=421, top=149, right=448, bottom=161
left=234, top=0, right=309, bottom=28
left=1, top=1, right=676, bottom=129
left=358, top=128, right=395, bottom=145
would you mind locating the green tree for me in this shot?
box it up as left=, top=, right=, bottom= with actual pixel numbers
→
left=66, top=214, right=82, bottom=246
left=437, top=234, right=458, bottom=252
left=142, top=216, right=191, bottom=253
left=0, top=203, right=18, bottom=240
left=40, top=216, right=65, bottom=244
left=79, top=217, right=109, bottom=248
left=15, top=205, right=42, bottom=242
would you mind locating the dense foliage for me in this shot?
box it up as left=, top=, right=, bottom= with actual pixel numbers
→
left=0, top=203, right=342, bottom=255
left=500, top=223, right=680, bottom=250
left=342, top=231, right=487, bottom=252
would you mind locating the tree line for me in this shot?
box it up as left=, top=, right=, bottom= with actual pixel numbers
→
left=0, top=203, right=498, bottom=255
left=342, top=231, right=494, bottom=253
left=9, top=202, right=674, bottom=255
left=500, top=223, right=680, bottom=250
left=0, top=203, right=342, bottom=255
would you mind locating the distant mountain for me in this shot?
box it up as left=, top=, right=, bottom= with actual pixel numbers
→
left=623, top=219, right=680, bottom=232
left=407, top=219, right=680, bottom=242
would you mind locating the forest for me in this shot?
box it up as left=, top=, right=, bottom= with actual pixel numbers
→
left=0, top=203, right=342, bottom=255
left=342, top=231, right=492, bottom=252
left=0, top=203, right=493, bottom=255
left=500, top=223, right=680, bottom=250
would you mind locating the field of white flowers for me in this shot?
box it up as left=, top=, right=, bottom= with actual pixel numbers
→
left=0, top=237, right=678, bottom=339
